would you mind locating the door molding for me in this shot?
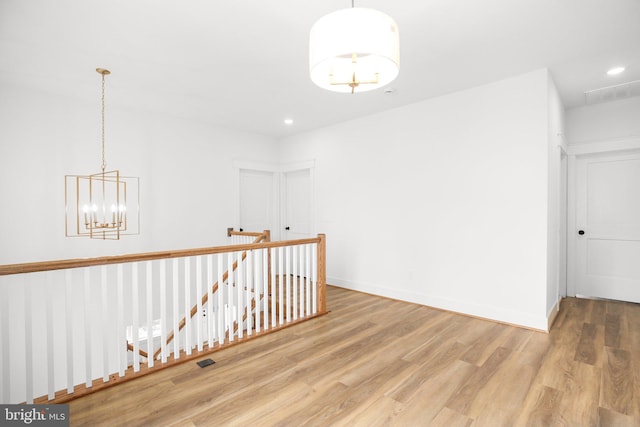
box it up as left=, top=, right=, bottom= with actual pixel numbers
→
left=559, top=146, right=568, bottom=298
left=280, top=161, right=316, bottom=239
left=566, top=136, right=640, bottom=297
left=233, top=160, right=280, bottom=238
left=567, top=135, right=640, bottom=156
left=233, top=159, right=316, bottom=240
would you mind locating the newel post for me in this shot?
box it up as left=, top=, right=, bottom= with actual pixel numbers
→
left=317, top=233, right=326, bottom=313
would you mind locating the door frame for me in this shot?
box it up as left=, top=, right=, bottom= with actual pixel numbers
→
left=233, top=160, right=281, bottom=239
left=280, top=160, right=316, bottom=240
left=558, top=146, right=568, bottom=298
left=233, top=159, right=316, bottom=241
left=566, top=136, right=640, bottom=297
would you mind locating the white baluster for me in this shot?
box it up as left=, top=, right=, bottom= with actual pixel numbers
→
left=207, top=254, right=214, bottom=348
left=24, top=275, right=33, bottom=403
left=278, top=247, right=284, bottom=326
left=286, top=246, right=291, bottom=323
left=132, top=263, right=140, bottom=372
left=0, top=276, right=10, bottom=402
left=293, top=246, right=298, bottom=320
left=304, top=245, right=311, bottom=316
left=312, top=244, right=318, bottom=314
left=246, top=250, right=253, bottom=336
left=160, top=260, right=167, bottom=364
left=227, top=252, right=234, bottom=342
left=270, top=247, right=276, bottom=328
left=4, top=275, right=23, bottom=403
left=217, top=254, right=224, bottom=344
left=196, top=256, right=203, bottom=352
left=146, top=261, right=154, bottom=367
left=263, top=248, right=269, bottom=330
left=303, top=245, right=307, bottom=318
left=172, top=259, right=180, bottom=359
left=184, top=257, right=191, bottom=355
left=296, top=245, right=307, bottom=318
left=46, top=271, right=55, bottom=399
left=101, top=266, right=110, bottom=379
left=65, top=270, right=74, bottom=393
left=83, top=268, right=92, bottom=387
left=237, top=251, right=243, bottom=339
left=251, top=249, right=264, bottom=333
left=117, top=264, right=125, bottom=376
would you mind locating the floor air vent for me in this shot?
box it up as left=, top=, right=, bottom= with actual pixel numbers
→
left=584, top=80, right=640, bottom=105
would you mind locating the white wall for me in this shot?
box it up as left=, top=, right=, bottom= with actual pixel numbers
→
left=546, top=75, right=566, bottom=321
left=1, top=69, right=564, bottom=331
left=566, top=97, right=640, bottom=144
left=0, top=81, right=278, bottom=264
left=279, top=69, right=552, bottom=330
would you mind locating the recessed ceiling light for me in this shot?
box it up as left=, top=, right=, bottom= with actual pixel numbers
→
left=284, top=118, right=294, bottom=125
left=607, top=66, right=625, bottom=76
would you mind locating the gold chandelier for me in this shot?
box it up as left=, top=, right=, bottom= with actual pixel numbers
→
left=65, top=68, right=139, bottom=240
left=309, top=1, right=400, bottom=94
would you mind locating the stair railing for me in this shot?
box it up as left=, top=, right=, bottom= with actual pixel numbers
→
left=146, top=229, right=270, bottom=360
left=0, top=232, right=326, bottom=405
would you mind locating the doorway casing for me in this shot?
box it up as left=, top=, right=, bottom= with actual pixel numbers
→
left=233, top=159, right=316, bottom=241
left=566, top=136, right=640, bottom=301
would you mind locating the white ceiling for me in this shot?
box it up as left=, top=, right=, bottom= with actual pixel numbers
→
left=1, top=0, right=639, bottom=138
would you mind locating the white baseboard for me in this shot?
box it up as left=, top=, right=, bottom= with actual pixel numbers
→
left=546, top=297, right=562, bottom=331
left=327, top=276, right=549, bottom=332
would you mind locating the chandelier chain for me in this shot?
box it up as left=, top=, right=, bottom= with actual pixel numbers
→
left=100, top=72, right=106, bottom=171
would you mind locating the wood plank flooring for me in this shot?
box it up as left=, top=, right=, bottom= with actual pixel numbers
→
left=69, top=286, right=640, bottom=426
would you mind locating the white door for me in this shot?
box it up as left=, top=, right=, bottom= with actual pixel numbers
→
left=575, top=151, right=640, bottom=302
left=238, top=169, right=276, bottom=234
left=283, top=168, right=312, bottom=240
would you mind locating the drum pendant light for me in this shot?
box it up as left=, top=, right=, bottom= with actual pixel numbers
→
left=309, top=2, right=400, bottom=94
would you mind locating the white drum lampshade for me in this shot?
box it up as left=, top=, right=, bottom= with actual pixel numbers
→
left=309, top=7, right=399, bottom=94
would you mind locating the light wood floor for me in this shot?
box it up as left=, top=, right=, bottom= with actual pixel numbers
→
left=69, top=286, right=640, bottom=426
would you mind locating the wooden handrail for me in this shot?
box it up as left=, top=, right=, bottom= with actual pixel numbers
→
left=227, top=228, right=270, bottom=239
left=0, top=236, right=319, bottom=276
left=127, top=343, right=149, bottom=359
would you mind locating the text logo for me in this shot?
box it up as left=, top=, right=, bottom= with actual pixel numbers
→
left=1, top=405, right=69, bottom=426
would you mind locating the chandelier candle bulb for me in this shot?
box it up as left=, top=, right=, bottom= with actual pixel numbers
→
left=92, top=204, right=98, bottom=226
